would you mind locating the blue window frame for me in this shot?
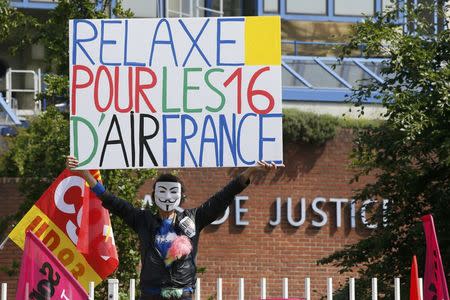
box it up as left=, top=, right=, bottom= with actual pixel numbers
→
left=9, top=0, right=57, bottom=10
left=281, top=56, right=386, bottom=103
left=258, top=0, right=387, bottom=22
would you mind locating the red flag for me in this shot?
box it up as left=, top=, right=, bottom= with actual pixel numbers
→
left=422, top=214, right=449, bottom=300
left=77, top=170, right=118, bottom=278
left=16, top=231, right=88, bottom=300
left=410, top=255, right=421, bottom=300
left=9, top=169, right=118, bottom=289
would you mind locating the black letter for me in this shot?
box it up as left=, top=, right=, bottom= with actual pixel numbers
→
left=139, top=114, right=159, bottom=167
left=40, top=262, right=60, bottom=286
left=100, top=114, right=129, bottom=167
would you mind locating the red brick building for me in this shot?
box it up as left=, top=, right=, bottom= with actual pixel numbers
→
left=0, top=129, right=375, bottom=299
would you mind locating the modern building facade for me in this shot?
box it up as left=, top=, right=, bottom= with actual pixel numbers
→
left=2, top=0, right=428, bottom=129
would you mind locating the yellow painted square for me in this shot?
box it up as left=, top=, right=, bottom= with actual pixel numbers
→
left=245, top=16, right=281, bottom=66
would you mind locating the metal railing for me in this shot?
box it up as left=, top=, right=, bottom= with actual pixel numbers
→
left=4, top=68, right=42, bottom=117
left=0, top=276, right=424, bottom=300
left=282, top=40, right=366, bottom=57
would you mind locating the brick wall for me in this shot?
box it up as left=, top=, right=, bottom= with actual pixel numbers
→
left=0, top=129, right=374, bottom=299
left=0, top=178, right=23, bottom=300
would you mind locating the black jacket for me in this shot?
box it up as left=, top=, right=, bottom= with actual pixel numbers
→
left=99, top=175, right=249, bottom=290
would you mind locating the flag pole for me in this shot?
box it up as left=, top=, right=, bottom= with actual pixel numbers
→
left=0, top=236, right=9, bottom=250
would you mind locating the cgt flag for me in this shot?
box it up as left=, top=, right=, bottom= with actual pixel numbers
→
left=422, top=214, right=449, bottom=300
left=8, top=169, right=118, bottom=290
left=77, top=170, right=117, bottom=270
left=16, top=231, right=88, bottom=300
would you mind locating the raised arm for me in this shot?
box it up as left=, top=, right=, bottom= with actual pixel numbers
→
left=66, top=156, right=144, bottom=232
left=195, top=161, right=281, bottom=230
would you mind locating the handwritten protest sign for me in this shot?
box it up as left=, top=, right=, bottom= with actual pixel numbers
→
left=69, top=16, right=282, bottom=169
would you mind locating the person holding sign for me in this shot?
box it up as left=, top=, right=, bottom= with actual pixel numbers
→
left=66, top=156, right=279, bottom=300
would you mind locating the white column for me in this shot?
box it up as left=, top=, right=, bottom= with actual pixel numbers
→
left=260, top=278, right=266, bottom=300
left=282, top=278, right=289, bottom=298
left=129, top=279, right=135, bottom=300
left=327, top=278, right=333, bottom=300
left=349, top=278, right=355, bottom=300
left=1, top=283, right=7, bottom=300
left=217, top=278, right=222, bottom=300
left=108, top=279, right=119, bottom=300
left=304, top=278, right=311, bottom=300
left=89, top=281, right=95, bottom=300
left=238, top=278, right=245, bottom=300
left=394, top=278, right=400, bottom=300
left=419, top=278, right=423, bottom=300
left=372, top=278, right=378, bottom=300
left=195, top=278, right=201, bottom=300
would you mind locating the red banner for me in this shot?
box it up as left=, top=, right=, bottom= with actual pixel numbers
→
left=422, top=214, right=449, bottom=300
left=9, top=169, right=118, bottom=289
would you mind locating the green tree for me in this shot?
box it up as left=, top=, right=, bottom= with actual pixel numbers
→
left=319, top=3, right=450, bottom=299
left=0, top=1, right=155, bottom=298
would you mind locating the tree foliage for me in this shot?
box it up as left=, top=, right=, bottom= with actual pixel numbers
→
left=319, top=3, right=450, bottom=299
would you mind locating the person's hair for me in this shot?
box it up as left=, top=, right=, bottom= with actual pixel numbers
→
left=152, top=173, right=186, bottom=201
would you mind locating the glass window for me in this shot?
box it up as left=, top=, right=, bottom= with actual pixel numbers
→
left=334, top=0, right=375, bottom=16
left=263, top=0, right=278, bottom=13
left=282, top=67, right=306, bottom=88
left=324, top=61, right=373, bottom=87
left=285, top=60, right=345, bottom=88
left=286, top=0, right=327, bottom=15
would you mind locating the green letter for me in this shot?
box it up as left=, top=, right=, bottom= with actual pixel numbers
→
left=71, top=116, right=98, bottom=167
left=162, top=66, right=181, bottom=113
left=205, top=68, right=225, bottom=112
left=183, top=67, right=202, bottom=113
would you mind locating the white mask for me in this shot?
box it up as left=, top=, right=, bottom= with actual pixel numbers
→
left=154, top=182, right=182, bottom=212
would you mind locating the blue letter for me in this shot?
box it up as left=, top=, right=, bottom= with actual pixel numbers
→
left=72, top=19, right=97, bottom=65
left=100, top=20, right=122, bottom=66
left=259, top=113, right=283, bottom=164
left=178, top=19, right=211, bottom=67
left=219, top=114, right=237, bottom=166
left=149, top=19, right=178, bottom=66
left=180, top=114, right=199, bottom=167
left=216, top=18, right=244, bottom=66
left=237, top=113, right=256, bottom=165
left=199, top=115, right=219, bottom=167
left=163, top=114, right=180, bottom=167
left=124, top=20, right=145, bottom=66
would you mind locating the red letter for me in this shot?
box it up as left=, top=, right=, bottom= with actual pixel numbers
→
left=71, top=263, right=85, bottom=279
left=224, top=68, right=242, bottom=114
left=247, top=66, right=274, bottom=114
left=42, top=230, right=61, bottom=251
left=114, top=67, right=133, bottom=113
left=25, top=216, right=42, bottom=233
left=135, top=67, right=157, bottom=113
left=94, top=66, right=114, bottom=112
left=71, top=65, right=93, bottom=115
left=57, top=248, right=74, bottom=266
